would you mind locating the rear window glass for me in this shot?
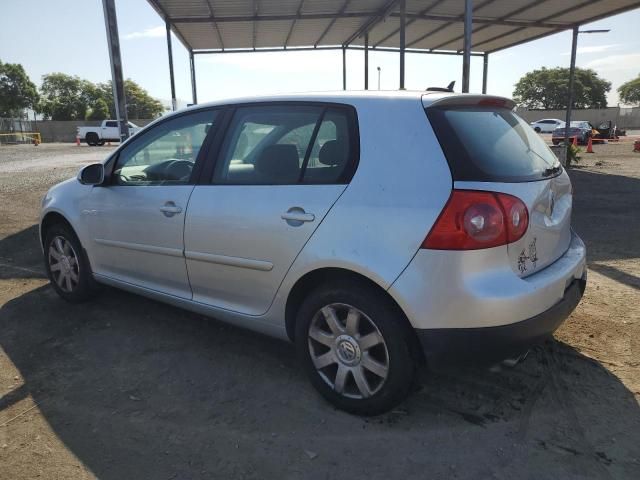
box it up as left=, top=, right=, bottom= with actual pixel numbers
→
left=426, top=106, right=560, bottom=182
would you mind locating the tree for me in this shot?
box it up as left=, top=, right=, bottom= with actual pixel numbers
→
left=95, top=79, right=164, bottom=119
left=87, top=98, right=110, bottom=120
left=38, top=73, right=95, bottom=120
left=513, top=67, right=611, bottom=109
left=618, top=74, right=640, bottom=106
left=0, top=60, right=38, bottom=118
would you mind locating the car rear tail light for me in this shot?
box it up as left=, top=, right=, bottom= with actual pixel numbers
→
left=422, top=190, right=529, bottom=250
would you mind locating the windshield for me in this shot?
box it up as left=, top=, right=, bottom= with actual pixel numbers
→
left=426, top=106, right=561, bottom=182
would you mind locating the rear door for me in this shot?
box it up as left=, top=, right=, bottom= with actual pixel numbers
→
left=184, top=103, right=358, bottom=315
left=103, top=120, right=119, bottom=140
left=425, top=96, right=571, bottom=276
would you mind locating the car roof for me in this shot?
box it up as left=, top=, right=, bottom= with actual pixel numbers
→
left=174, top=90, right=514, bottom=112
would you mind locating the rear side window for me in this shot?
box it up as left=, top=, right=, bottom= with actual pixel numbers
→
left=213, top=105, right=356, bottom=185
left=105, top=121, right=118, bottom=128
left=426, top=106, right=560, bottom=182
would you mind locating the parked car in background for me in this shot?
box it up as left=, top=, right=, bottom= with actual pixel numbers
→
left=530, top=118, right=565, bottom=133
left=77, top=120, right=141, bottom=146
left=41, top=91, right=586, bottom=415
left=551, top=120, right=594, bottom=145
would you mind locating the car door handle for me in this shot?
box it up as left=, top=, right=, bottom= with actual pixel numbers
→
left=160, top=202, right=183, bottom=217
left=281, top=208, right=315, bottom=226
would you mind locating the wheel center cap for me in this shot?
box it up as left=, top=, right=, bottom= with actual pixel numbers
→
left=62, top=256, right=72, bottom=273
left=335, top=335, right=361, bottom=365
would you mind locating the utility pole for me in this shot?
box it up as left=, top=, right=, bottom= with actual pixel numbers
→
left=102, top=0, right=129, bottom=141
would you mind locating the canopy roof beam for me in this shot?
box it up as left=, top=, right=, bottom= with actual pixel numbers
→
left=315, top=0, right=352, bottom=47
left=284, top=0, right=305, bottom=48
left=341, top=0, right=401, bottom=47
left=375, top=0, right=446, bottom=47
left=428, top=0, right=555, bottom=51
left=170, top=12, right=565, bottom=30
left=474, top=0, right=607, bottom=51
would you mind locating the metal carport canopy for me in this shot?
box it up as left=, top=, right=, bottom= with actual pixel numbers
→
left=148, top=0, right=640, bottom=54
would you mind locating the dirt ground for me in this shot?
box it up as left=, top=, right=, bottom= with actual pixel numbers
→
left=0, top=141, right=638, bottom=479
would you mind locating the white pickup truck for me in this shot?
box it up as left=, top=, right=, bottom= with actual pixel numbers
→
left=77, top=120, right=141, bottom=146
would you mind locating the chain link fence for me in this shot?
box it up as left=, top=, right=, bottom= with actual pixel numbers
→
left=0, top=118, right=39, bottom=145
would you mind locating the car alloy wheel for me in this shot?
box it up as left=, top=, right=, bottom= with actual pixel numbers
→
left=307, top=303, right=389, bottom=399
left=48, top=235, right=80, bottom=293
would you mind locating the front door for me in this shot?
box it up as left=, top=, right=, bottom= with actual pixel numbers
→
left=185, top=104, right=358, bottom=315
left=85, top=109, right=219, bottom=298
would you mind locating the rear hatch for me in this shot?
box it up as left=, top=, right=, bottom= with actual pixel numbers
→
left=424, top=95, right=572, bottom=276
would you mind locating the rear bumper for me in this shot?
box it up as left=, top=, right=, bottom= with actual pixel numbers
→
left=415, top=276, right=585, bottom=366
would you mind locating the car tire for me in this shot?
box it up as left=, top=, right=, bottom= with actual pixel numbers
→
left=43, top=223, right=97, bottom=303
left=85, top=133, right=99, bottom=146
left=552, top=140, right=559, bottom=145
left=97, top=140, right=106, bottom=146
left=295, top=281, right=416, bottom=416
left=534, top=127, right=541, bottom=133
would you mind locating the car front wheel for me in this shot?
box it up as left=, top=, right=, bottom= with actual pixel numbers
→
left=295, top=281, right=416, bottom=415
left=44, top=223, right=96, bottom=303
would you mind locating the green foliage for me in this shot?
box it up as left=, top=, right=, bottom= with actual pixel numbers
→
left=38, top=73, right=95, bottom=120
left=0, top=60, right=39, bottom=118
left=617, top=74, right=640, bottom=106
left=94, top=79, right=164, bottom=119
left=513, top=67, right=611, bottom=109
left=567, top=144, right=581, bottom=167
left=87, top=98, right=110, bottom=120
left=38, top=73, right=164, bottom=121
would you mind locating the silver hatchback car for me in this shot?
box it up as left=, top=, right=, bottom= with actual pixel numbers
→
left=40, top=91, right=586, bottom=415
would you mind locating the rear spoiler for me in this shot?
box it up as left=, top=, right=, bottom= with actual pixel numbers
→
left=423, top=94, right=516, bottom=110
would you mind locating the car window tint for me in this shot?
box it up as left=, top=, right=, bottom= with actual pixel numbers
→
left=105, top=121, right=118, bottom=128
left=213, top=105, right=322, bottom=185
left=112, top=110, right=217, bottom=186
left=426, top=106, right=559, bottom=182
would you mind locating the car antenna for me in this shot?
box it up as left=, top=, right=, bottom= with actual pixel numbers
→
left=426, top=81, right=455, bottom=93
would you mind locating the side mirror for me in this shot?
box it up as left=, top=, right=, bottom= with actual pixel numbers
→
left=78, top=163, right=105, bottom=185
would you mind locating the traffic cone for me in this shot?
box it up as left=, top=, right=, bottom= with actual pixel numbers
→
left=586, top=136, right=594, bottom=153
left=572, top=136, right=578, bottom=147
left=76, top=136, right=80, bottom=146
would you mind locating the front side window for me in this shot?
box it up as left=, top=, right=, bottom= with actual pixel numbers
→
left=213, top=105, right=355, bottom=185
left=112, top=110, right=217, bottom=186
left=105, top=121, right=118, bottom=128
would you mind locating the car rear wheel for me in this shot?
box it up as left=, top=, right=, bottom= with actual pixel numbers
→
left=44, top=223, right=96, bottom=303
left=534, top=127, right=541, bottom=133
left=295, top=282, right=416, bottom=415
left=85, top=133, right=99, bottom=146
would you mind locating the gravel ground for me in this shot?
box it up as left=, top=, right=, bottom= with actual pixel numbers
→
left=0, top=142, right=639, bottom=480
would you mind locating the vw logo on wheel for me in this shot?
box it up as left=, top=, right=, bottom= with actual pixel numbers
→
left=335, top=335, right=362, bottom=365
left=338, top=341, right=356, bottom=361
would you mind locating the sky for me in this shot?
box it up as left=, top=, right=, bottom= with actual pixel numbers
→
left=1, top=0, right=639, bottom=110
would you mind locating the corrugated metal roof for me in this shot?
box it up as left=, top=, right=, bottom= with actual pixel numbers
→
left=147, top=0, right=640, bottom=54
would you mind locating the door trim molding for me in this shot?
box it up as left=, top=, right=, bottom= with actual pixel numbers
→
left=185, top=250, right=273, bottom=271
left=94, top=238, right=184, bottom=258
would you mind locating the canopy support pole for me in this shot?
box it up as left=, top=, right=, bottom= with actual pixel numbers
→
left=564, top=25, right=579, bottom=154
left=462, top=0, right=472, bottom=93
left=342, top=47, right=347, bottom=90
left=102, top=0, right=129, bottom=140
left=364, top=33, right=369, bottom=90
left=399, top=0, right=406, bottom=90
left=482, top=53, right=488, bottom=94
left=189, top=50, right=198, bottom=105
left=166, top=21, right=177, bottom=111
